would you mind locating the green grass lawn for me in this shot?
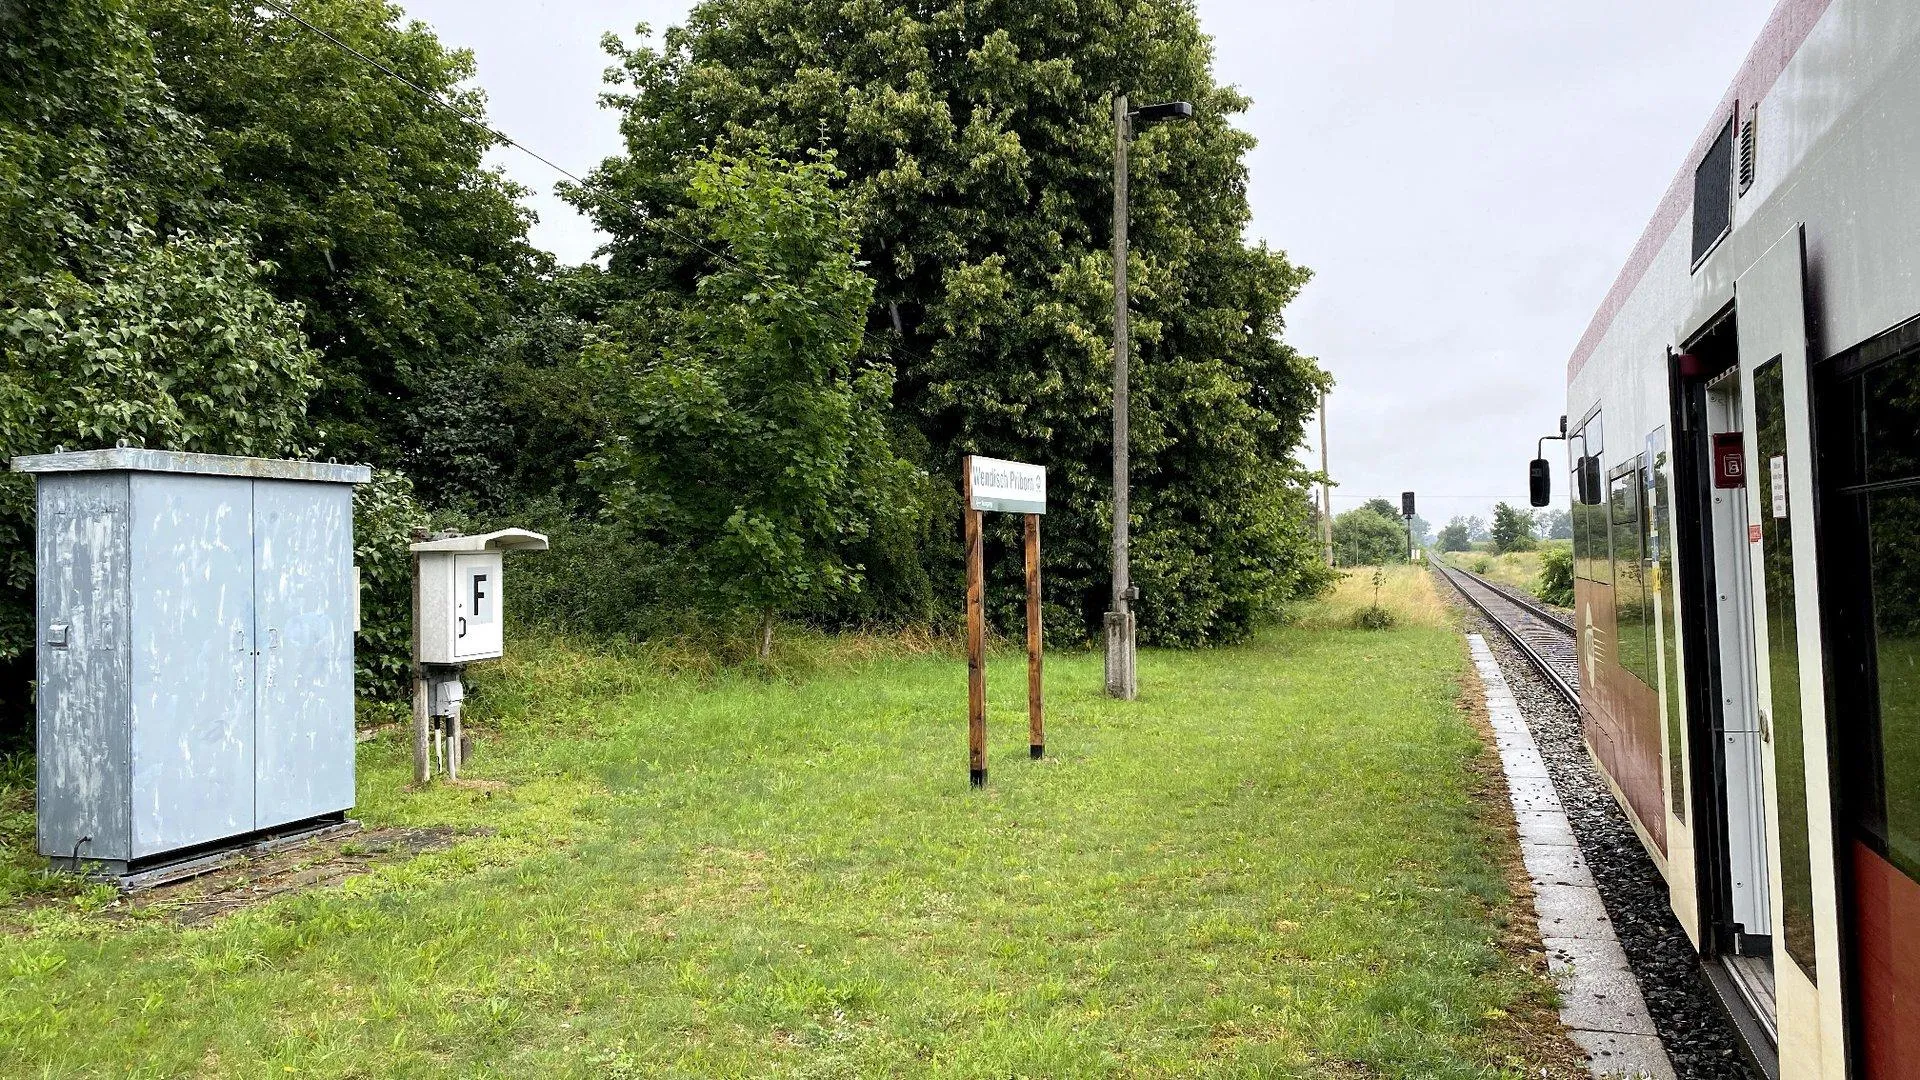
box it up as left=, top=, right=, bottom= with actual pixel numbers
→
left=0, top=606, right=1568, bottom=1077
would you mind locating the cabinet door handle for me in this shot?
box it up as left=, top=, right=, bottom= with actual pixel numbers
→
left=457, top=616, right=467, bottom=639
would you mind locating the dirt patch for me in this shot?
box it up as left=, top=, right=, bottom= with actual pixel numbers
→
left=1456, top=665, right=1595, bottom=1077
left=118, top=825, right=468, bottom=926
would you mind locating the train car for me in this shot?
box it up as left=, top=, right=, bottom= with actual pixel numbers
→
left=1559, top=1, right=1920, bottom=1075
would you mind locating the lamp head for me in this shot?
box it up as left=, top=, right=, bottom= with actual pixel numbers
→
left=1129, top=101, right=1194, bottom=129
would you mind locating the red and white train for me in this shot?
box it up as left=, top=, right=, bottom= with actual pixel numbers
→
left=1555, top=1, right=1920, bottom=1075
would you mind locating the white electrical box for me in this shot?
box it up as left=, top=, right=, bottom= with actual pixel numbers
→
left=410, top=529, right=548, bottom=665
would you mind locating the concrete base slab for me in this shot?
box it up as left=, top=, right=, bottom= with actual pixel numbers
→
left=1534, top=882, right=1615, bottom=940
left=1544, top=935, right=1659, bottom=1036
left=1523, top=843, right=1595, bottom=887
left=1468, top=634, right=1673, bottom=1080
left=1566, top=1030, right=1677, bottom=1080
left=1515, top=809, right=1578, bottom=847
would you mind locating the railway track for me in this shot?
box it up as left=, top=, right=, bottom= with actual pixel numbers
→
left=1432, top=559, right=1580, bottom=704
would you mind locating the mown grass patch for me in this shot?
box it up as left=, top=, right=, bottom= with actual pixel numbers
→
left=0, top=593, right=1573, bottom=1076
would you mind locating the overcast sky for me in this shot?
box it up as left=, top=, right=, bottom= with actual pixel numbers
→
left=399, top=0, right=1774, bottom=528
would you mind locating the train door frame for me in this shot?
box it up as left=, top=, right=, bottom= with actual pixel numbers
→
left=1674, top=314, right=1784, bottom=1061
left=1734, top=223, right=1847, bottom=1077
left=1706, top=367, right=1774, bottom=958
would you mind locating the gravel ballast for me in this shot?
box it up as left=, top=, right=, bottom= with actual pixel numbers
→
left=1446, top=589, right=1760, bottom=1080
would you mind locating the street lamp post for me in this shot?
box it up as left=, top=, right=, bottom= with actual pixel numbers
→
left=1106, top=94, right=1193, bottom=701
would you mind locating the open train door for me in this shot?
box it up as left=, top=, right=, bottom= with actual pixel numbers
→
left=1806, top=268, right=1920, bottom=1074
left=1734, top=224, right=1848, bottom=1078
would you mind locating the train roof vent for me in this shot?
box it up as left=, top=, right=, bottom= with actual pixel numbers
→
left=1738, top=106, right=1757, bottom=195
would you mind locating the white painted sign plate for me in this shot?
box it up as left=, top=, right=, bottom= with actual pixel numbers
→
left=1769, top=455, right=1788, bottom=519
left=968, top=456, right=1046, bottom=515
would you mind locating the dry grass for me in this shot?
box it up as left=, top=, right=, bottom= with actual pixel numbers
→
left=1293, top=563, right=1455, bottom=631
left=1443, top=543, right=1569, bottom=604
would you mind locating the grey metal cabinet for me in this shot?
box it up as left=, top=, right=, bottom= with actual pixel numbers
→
left=15, top=450, right=370, bottom=871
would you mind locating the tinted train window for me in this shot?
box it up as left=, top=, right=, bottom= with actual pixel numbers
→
left=1611, top=461, right=1651, bottom=685
left=1692, top=120, right=1733, bottom=264
left=1755, top=357, right=1818, bottom=979
left=1650, top=430, right=1686, bottom=820
left=1865, top=489, right=1920, bottom=881
left=1825, top=349, right=1920, bottom=889
left=1863, top=359, right=1920, bottom=486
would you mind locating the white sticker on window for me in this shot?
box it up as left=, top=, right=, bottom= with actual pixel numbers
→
left=1769, top=455, right=1788, bottom=519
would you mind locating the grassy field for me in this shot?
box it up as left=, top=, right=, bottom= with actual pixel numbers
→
left=0, top=574, right=1576, bottom=1077
left=1443, top=545, right=1568, bottom=606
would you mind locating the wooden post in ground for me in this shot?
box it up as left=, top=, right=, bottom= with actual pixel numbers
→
left=1025, top=513, right=1043, bottom=759
left=964, top=458, right=987, bottom=788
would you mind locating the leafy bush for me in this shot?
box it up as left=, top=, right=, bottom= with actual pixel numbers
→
left=1352, top=605, right=1397, bottom=630
left=586, top=149, right=925, bottom=657
left=1333, top=506, right=1409, bottom=566
left=353, top=471, right=429, bottom=701
left=1, top=0, right=317, bottom=729
left=1537, top=542, right=1575, bottom=607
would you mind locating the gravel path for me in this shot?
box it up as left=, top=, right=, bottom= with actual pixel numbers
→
left=1447, top=593, right=1759, bottom=1079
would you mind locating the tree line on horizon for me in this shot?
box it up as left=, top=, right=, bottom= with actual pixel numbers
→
left=1327, top=499, right=1570, bottom=565
left=0, top=0, right=1333, bottom=731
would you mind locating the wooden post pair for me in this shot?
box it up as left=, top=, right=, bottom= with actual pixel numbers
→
left=963, top=464, right=1044, bottom=789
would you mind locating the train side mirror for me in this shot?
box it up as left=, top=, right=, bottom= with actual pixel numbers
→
left=1529, top=459, right=1551, bottom=507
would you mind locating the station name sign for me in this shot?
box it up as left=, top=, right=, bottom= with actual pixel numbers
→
left=967, top=456, right=1046, bottom=515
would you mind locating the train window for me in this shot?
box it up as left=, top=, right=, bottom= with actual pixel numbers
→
left=1649, top=430, right=1685, bottom=821
left=1863, top=487, right=1920, bottom=881
left=1572, top=414, right=1606, bottom=582
left=1610, top=459, right=1652, bottom=686
left=1862, top=360, right=1920, bottom=486
left=1825, top=350, right=1920, bottom=888
left=1692, top=119, right=1734, bottom=265
left=1755, top=357, right=1819, bottom=979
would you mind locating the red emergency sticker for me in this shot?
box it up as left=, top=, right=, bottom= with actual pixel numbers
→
left=1749, top=524, right=1764, bottom=543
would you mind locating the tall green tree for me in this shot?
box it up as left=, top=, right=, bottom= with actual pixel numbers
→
left=1436, top=518, right=1473, bottom=553
left=135, top=0, right=544, bottom=480
left=587, top=150, right=925, bottom=657
left=575, top=0, right=1329, bottom=645
left=1491, top=502, right=1538, bottom=554
left=1539, top=507, right=1572, bottom=540
left=1332, top=506, right=1407, bottom=567
left=0, top=0, right=319, bottom=718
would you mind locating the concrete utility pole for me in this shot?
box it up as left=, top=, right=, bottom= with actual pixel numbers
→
left=1319, top=389, right=1333, bottom=568
left=1107, top=93, right=1135, bottom=700
left=1106, top=93, right=1193, bottom=700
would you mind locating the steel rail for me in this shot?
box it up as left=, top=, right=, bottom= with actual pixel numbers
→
left=1433, top=559, right=1580, bottom=705
left=1479, top=573, right=1574, bottom=634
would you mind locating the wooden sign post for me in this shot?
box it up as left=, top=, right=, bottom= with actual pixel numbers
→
left=962, top=455, right=1048, bottom=787
left=1025, top=513, right=1043, bottom=759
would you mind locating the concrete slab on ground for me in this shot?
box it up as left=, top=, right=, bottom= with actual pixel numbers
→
left=1468, top=634, right=1674, bottom=1080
